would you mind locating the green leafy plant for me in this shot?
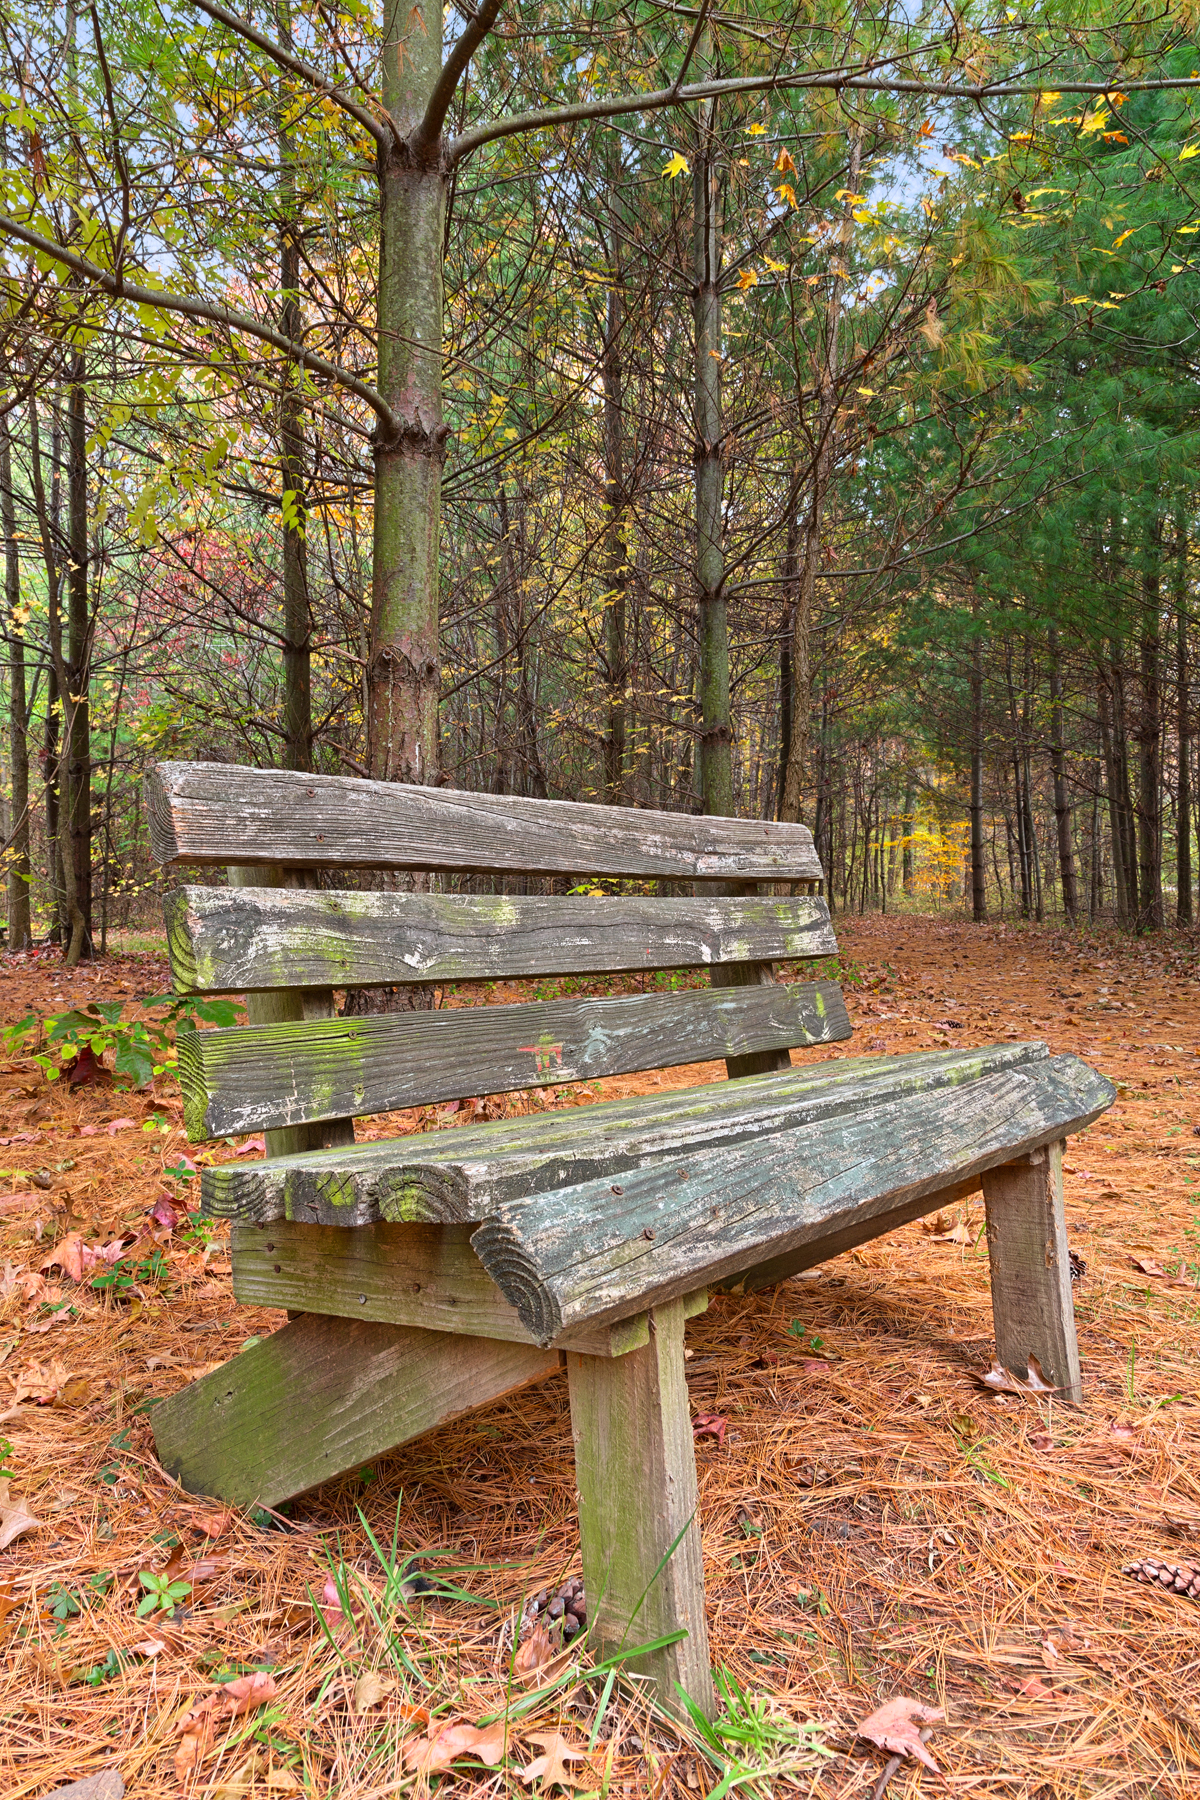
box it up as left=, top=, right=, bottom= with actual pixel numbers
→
left=0, top=1435, right=14, bottom=1480
left=5, top=994, right=242, bottom=1090
left=81, top=1648, right=124, bottom=1687
left=91, top=1245, right=170, bottom=1299
left=136, top=1569, right=192, bottom=1617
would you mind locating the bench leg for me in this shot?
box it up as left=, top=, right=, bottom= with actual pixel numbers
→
left=151, top=1313, right=559, bottom=1507
left=981, top=1141, right=1082, bottom=1403
left=566, top=1297, right=715, bottom=1722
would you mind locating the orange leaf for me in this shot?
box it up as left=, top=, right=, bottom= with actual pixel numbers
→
left=402, top=1718, right=508, bottom=1773
left=174, top=1672, right=278, bottom=1784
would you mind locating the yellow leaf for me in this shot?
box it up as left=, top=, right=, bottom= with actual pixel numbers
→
left=764, top=256, right=786, bottom=272
left=1180, top=142, right=1200, bottom=161
left=776, top=181, right=797, bottom=208
left=1040, top=91, right=1061, bottom=105
left=835, top=189, right=866, bottom=203
left=775, top=147, right=797, bottom=174
left=1080, top=108, right=1110, bottom=134
left=747, top=123, right=766, bottom=136
left=735, top=268, right=758, bottom=290
left=662, top=151, right=690, bottom=179
left=856, top=387, right=875, bottom=397
left=853, top=209, right=873, bottom=224
left=1112, top=228, right=1136, bottom=248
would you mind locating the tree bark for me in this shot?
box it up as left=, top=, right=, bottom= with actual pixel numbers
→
left=693, top=59, right=731, bottom=819
left=65, top=357, right=92, bottom=961
left=970, top=630, right=986, bottom=922
left=276, top=0, right=312, bottom=773
left=1177, top=517, right=1192, bottom=926
left=602, top=154, right=627, bottom=805
left=368, top=0, right=445, bottom=785
left=1, top=409, right=31, bottom=949
left=1048, top=628, right=1077, bottom=924
left=1136, top=517, right=1163, bottom=930
left=780, top=132, right=860, bottom=824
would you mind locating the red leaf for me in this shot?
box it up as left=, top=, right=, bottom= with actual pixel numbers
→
left=856, top=1696, right=945, bottom=1777
left=692, top=1412, right=728, bottom=1448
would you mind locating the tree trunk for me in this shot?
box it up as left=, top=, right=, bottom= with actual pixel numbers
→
left=1, top=410, right=31, bottom=949
left=65, top=357, right=92, bottom=961
left=277, top=1, right=312, bottom=773
left=1136, top=519, right=1163, bottom=930
left=1096, top=667, right=1130, bottom=926
left=27, top=393, right=65, bottom=943
left=901, top=777, right=915, bottom=896
left=1177, top=520, right=1192, bottom=926
left=602, top=158, right=627, bottom=806
left=368, top=0, right=445, bottom=785
left=1048, top=628, right=1078, bottom=924
left=970, top=625, right=986, bottom=922
left=693, top=64, right=731, bottom=818
left=780, top=132, right=860, bottom=824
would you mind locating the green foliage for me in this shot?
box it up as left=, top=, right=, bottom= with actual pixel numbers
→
left=676, top=1666, right=831, bottom=1798
left=136, top=1570, right=192, bottom=1617
left=4, top=994, right=241, bottom=1090
left=91, top=1245, right=170, bottom=1299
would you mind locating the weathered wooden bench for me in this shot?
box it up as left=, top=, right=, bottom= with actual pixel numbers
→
left=145, top=761, right=1114, bottom=1718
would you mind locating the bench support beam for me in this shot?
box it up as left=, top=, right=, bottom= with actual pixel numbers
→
left=981, top=1140, right=1081, bottom=1404
left=152, top=1314, right=559, bottom=1507
left=567, top=1297, right=714, bottom=1721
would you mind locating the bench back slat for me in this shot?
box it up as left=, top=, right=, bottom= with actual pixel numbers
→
left=166, top=887, right=839, bottom=993
left=147, top=762, right=823, bottom=882
left=178, top=979, right=852, bottom=1142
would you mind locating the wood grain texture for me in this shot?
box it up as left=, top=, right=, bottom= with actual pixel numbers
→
left=981, top=1141, right=1082, bottom=1403
left=147, top=761, right=824, bottom=881
left=567, top=1298, right=714, bottom=1720
left=199, top=1042, right=1052, bottom=1226
left=725, top=1173, right=988, bottom=1293
left=230, top=1219, right=654, bottom=1356
left=150, top=1313, right=560, bottom=1506
left=178, top=979, right=853, bottom=1142
left=164, top=885, right=839, bottom=994
left=228, top=866, right=355, bottom=1159
left=470, top=1054, right=1115, bottom=1343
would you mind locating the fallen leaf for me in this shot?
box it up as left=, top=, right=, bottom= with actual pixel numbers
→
left=520, top=1729, right=595, bottom=1790
left=352, top=1670, right=394, bottom=1713
left=233, top=1137, right=266, bottom=1157
left=106, top=1118, right=137, bottom=1135
left=692, top=1411, right=728, bottom=1448
left=513, top=1622, right=557, bottom=1682
left=42, top=1233, right=87, bottom=1284
left=856, top=1696, right=944, bottom=1777
left=402, top=1718, right=507, bottom=1774
left=175, top=1673, right=278, bottom=1784
left=65, top=1044, right=107, bottom=1089
left=974, top=1356, right=1061, bottom=1397
left=0, top=1480, right=44, bottom=1551
left=193, top=1509, right=232, bottom=1539
left=1016, top=1673, right=1055, bottom=1699
left=1132, top=1256, right=1167, bottom=1277
left=150, top=1194, right=180, bottom=1231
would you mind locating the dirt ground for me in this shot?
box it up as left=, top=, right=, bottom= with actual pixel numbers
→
left=1, top=913, right=1198, bottom=1799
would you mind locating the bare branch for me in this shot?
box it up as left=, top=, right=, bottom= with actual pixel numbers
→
left=0, top=216, right=399, bottom=434
left=188, top=0, right=393, bottom=153
left=449, top=67, right=1200, bottom=165
left=417, top=0, right=504, bottom=153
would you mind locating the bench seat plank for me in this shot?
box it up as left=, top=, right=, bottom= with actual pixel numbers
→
left=470, top=1053, right=1115, bottom=1343
left=199, top=1041, right=1054, bottom=1225
left=148, top=762, right=824, bottom=881
left=179, top=979, right=853, bottom=1141
left=165, top=886, right=838, bottom=993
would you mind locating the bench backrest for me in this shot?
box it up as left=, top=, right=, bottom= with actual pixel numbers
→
left=146, top=762, right=851, bottom=1146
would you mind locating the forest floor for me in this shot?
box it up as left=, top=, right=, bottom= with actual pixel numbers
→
left=1, top=913, right=1199, bottom=1800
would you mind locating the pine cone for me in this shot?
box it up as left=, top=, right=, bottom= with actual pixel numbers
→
left=1123, top=1557, right=1200, bottom=1601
